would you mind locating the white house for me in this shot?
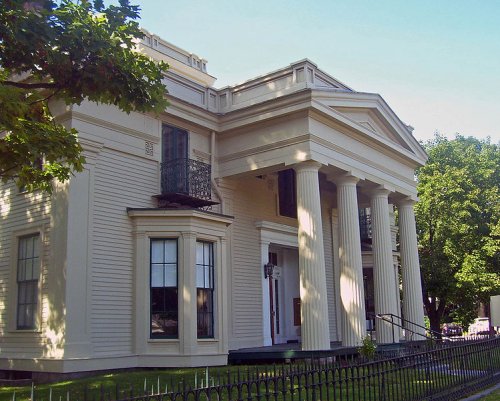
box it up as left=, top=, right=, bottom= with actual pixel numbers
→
left=0, top=32, right=427, bottom=375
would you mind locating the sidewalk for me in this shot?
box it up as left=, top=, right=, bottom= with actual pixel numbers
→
left=459, top=382, right=500, bottom=400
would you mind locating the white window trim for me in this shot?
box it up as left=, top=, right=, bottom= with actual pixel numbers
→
left=8, top=225, right=45, bottom=333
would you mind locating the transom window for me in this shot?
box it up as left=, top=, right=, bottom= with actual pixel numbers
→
left=150, top=239, right=178, bottom=338
left=17, top=234, right=40, bottom=329
left=196, top=241, right=214, bottom=338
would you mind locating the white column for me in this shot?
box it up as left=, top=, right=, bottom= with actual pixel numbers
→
left=260, top=240, right=272, bottom=346
left=294, top=161, right=330, bottom=350
left=398, top=198, right=426, bottom=339
left=336, top=174, right=366, bottom=347
left=370, top=188, right=400, bottom=344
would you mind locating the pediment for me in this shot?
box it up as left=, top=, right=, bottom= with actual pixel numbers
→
left=310, top=92, right=427, bottom=164
left=330, top=106, right=411, bottom=151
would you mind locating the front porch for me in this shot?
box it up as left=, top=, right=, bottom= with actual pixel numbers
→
left=228, top=341, right=356, bottom=363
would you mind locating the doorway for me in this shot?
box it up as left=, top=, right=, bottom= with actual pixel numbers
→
left=267, top=248, right=299, bottom=344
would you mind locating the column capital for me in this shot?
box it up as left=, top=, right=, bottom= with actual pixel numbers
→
left=396, top=196, right=418, bottom=207
left=333, top=172, right=360, bottom=186
left=293, top=160, right=322, bottom=173
left=368, top=186, right=392, bottom=199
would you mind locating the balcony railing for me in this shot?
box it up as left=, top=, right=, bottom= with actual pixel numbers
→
left=156, top=158, right=217, bottom=208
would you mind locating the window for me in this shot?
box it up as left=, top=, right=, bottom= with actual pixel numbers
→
left=161, top=124, right=189, bottom=194
left=196, top=241, right=214, bottom=338
left=278, top=169, right=297, bottom=218
left=150, top=239, right=178, bottom=338
left=162, top=124, right=188, bottom=163
left=17, top=234, right=40, bottom=329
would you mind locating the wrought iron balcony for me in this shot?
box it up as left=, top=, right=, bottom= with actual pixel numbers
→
left=155, top=158, right=218, bottom=208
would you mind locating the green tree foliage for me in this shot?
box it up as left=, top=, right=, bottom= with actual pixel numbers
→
left=415, top=135, right=500, bottom=334
left=0, top=0, right=168, bottom=192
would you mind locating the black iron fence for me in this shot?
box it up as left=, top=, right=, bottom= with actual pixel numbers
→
left=10, top=337, right=500, bottom=401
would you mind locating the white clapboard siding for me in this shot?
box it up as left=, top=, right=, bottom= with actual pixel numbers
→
left=320, top=190, right=338, bottom=341
left=90, top=147, right=156, bottom=356
left=0, top=182, right=52, bottom=357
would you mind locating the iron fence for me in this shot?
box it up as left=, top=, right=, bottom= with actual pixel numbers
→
left=160, top=158, right=211, bottom=200
left=10, top=337, right=500, bottom=401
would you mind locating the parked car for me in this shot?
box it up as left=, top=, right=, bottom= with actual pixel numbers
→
left=468, top=317, right=490, bottom=335
left=442, top=323, right=463, bottom=337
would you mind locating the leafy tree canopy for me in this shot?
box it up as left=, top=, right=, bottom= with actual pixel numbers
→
left=0, top=0, right=168, bottom=192
left=415, top=134, right=500, bottom=333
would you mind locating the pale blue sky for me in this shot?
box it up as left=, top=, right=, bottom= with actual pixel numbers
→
left=136, top=0, right=500, bottom=143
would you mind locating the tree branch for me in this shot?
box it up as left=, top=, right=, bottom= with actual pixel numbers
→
left=1, top=80, right=59, bottom=90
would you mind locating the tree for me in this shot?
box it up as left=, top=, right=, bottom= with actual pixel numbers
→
left=415, top=134, right=500, bottom=334
left=0, top=0, right=168, bottom=192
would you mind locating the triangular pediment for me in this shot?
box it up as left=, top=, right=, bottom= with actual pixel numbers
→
left=330, top=106, right=411, bottom=151
left=310, top=91, right=427, bottom=164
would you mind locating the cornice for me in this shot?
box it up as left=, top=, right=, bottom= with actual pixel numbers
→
left=64, top=110, right=159, bottom=143
left=218, top=90, right=313, bottom=132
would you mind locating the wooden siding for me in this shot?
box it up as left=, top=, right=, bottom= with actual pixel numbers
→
left=90, top=148, right=156, bottom=355
left=227, top=176, right=339, bottom=349
left=0, top=182, right=52, bottom=357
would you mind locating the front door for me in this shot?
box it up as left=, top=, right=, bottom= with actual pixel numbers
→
left=268, top=251, right=283, bottom=344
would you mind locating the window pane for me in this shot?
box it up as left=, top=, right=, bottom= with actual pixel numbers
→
left=151, top=287, right=165, bottom=313
left=205, top=266, right=211, bottom=289
left=150, top=239, right=178, bottom=338
left=151, top=265, right=164, bottom=287
left=164, top=264, right=177, bottom=287
left=151, top=288, right=178, bottom=337
left=26, top=237, right=34, bottom=260
left=17, top=305, right=26, bottom=328
left=25, top=259, right=33, bottom=281
left=151, top=241, right=164, bottom=263
left=33, top=237, right=39, bottom=258
left=204, top=243, right=210, bottom=265
left=19, top=239, right=26, bottom=259
left=18, top=282, right=26, bottom=304
left=32, top=257, right=40, bottom=277
left=196, top=241, right=203, bottom=265
left=164, top=240, right=177, bottom=263
left=197, top=288, right=213, bottom=338
left=17, top=260, right=25, bottom=281
left=196, top=264, right=204, bottom=288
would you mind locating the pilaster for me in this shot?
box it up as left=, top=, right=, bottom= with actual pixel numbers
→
left=181, top=232, right=197, bottom=354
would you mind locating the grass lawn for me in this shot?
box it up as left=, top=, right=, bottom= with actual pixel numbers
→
left=478, top=389, right=500, bottom=401
left=0, top=363, right=469, bottom=401
left=0, top=366, right=240, bottom=401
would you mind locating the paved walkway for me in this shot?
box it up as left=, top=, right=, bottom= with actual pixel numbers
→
left=459, top=382, right=500, bottom=400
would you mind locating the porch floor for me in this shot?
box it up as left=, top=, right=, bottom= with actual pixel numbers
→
left=228, top=341, right=360, bottom=364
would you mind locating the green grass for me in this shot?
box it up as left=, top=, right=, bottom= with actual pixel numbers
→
left=480, top=389, right=500, bottom=401
left=0, top=364, right=470, bottom=401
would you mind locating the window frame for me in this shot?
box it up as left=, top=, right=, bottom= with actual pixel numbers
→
left=196, top=240, right=215, bottom=339
left=16, top=234, right=41, bottom=330
left=8, top=227, right=43, bottom=333
left=149, top=238, right=179, bottom=339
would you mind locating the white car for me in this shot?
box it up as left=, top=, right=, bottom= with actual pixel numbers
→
left=468, top=317, right=490, bottom=335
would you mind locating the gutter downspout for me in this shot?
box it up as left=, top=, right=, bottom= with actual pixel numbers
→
left=210, top=131, right=224, bottom=213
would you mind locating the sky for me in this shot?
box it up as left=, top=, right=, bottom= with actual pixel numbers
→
left=135, top=0, right=500, bottom=144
